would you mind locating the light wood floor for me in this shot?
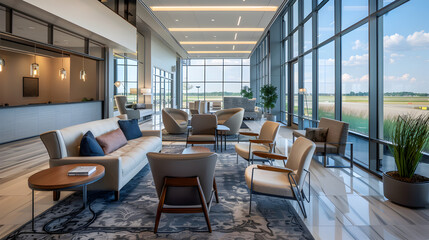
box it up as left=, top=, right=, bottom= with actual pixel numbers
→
left=0, top=115, right=428, bottom=240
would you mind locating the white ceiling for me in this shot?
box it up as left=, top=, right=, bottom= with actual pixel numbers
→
left=140, top=0, right=285, bottom=59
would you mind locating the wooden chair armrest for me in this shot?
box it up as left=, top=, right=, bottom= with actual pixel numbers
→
left=256, top=165, right=293, bottom=173
left=249, top=139, right=274, bottom=144
left=239, top=132, right=259, bottom=137
left=252, top=151, right=288, bottom=160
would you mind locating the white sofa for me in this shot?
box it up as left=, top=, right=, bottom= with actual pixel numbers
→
left=40, top=115, right=162, bottom=200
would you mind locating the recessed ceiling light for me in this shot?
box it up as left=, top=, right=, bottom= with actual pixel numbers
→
left=233, top=45, right=236, bottom=50
left=169, top=28, right=264, bottom=32
left=234, top=33, right=238, bottom=40
left=180, top=41, right=256, bottom=44
left=185, top=36, right=188, bottom=38
left=216, top=46, right=219, bottom=48
left=237, top=16, right=242, bottom=26
left=213, top=35, right=217, bottom=38
left=175, top=19, right=179, bottom=22
left=211, top=19, right=215, bottom=22
left=192, top=46, right=195, bottom=48
left=188, top=51, right=251, bottom=54
left=150, top=6, right=278, bottom=12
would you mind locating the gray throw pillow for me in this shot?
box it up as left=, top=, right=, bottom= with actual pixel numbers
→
left=305, top=128, right=329, bottom=142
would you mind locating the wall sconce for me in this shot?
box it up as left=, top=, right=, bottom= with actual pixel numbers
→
left=31, top=44, right=39, bottom=77
left=80, top=56, right=87, bottom=82
left=140, top=88, right=151, bottom=95
left=114, top=81, right=122, bottom=88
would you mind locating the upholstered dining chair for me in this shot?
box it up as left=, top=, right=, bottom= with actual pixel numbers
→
left=244, top=137, right=316, bottom=218
left=162, top=108, right=189, bottom=134
left=186, top=114, right=218, bottom=150
left=147, top=152, right=218, bottom=233
left=235, top=121, right=280, bottom=164
left=215, top=108, right=245, bottom=135
left=114, top=95, right=140, bottom=120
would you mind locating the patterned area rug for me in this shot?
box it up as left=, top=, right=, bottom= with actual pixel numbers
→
left=6, top=145, right=314, bottom=240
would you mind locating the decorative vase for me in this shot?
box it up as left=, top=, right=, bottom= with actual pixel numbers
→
left=383, top=171, right=429, bottom=208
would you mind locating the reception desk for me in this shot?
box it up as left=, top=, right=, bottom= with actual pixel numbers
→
left=0, top=101, right=102, bottom=144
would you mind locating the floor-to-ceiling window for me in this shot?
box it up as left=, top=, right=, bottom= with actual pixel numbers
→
left=113, top=55, right=138, bottom=104
left=275, top=0, right=429, bottom=175
left=153, top=67, right=173, bottom=113
left=182, top=59, right=250, bottom=109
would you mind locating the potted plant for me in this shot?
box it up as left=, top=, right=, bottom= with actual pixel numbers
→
left=260, top=84, right=278, bottom=122
left=383, top=114, right=429, bottom=208
left=240, top=87, right=253, bottom=99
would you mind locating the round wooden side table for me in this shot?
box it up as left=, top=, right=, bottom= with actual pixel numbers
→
left=28, top=163, right=105, bottom=233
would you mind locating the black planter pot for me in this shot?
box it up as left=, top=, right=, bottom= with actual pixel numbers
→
left=383, top=171, right=429, bottom=208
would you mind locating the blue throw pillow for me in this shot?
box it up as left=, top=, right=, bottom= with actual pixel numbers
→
left=80, top=131, right=105, bottom=156
left=118, top=119, right=142, bottom=140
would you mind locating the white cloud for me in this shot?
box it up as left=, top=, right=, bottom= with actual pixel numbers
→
left=342, top=73, right=368, bottom=83
left=384, top=31, right=429, bottom=51
left=385, top=73, right=416, bottom=83
left=360, top=74, right=369, bottom=82
left=406, top=30, right=429, bottom=47
left=384, top=33, right=405, bottom=51
left=319, top=58, right=335, bottom=66
left=342, top=54, right=368, bottom=66
left=352, top=40, right=368, bottom=51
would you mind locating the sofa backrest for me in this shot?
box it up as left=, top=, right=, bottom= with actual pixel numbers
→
left=224, top=97, right=255, bottom=112
left=40, top=116, right=125, bottom=158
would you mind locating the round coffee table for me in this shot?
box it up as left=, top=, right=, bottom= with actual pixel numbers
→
left=28, top=163, right=105, bottom=233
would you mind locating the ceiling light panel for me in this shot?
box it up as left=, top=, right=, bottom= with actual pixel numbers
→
left=188, top=51, right=251, bottom=54
left=169, top=28, right=264, bottom=32
left=179, top=41, right=256, bottom=45
left=150, top=6, right=278, bottom=12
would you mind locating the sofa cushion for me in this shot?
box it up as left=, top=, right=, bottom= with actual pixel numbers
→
left=305, top=128, right=328, bottom=142
left=108, top=136, right=162, bottom=176
left=79, top=131, right=105, bottom=156
left=96, top=128, right=127, bottom=154
left=118, top=119, right=142, bottom=140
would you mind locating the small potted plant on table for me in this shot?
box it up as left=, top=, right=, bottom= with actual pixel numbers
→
left=383, top=114, right=429, bottom=208
left=260, top=84, right=278, bottom=122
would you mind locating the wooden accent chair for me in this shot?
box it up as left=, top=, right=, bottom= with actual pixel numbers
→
left=235, top=121, right=280, bottom=164
left=147, top=152, right=218, bottom=233
left=245, top=137, right=316, bottom=218
left=162, top=108, right=189, bottom=134
left=214, top=108, right=245, bottom=135
left=292, top=117, right=353, bottom=168
left=186, top=114, right=217, bottom=151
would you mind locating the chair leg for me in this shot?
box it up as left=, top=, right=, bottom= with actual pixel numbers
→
left=154, top=180, right=168, bottom=233
left=213, top=178, right=219, bottom=203
left=249, top=168, right=255, bottom=216
left=53, top=191, right=60, bottom=201
left=196, top=178, right=212, bottom=232
left=236, top=153, right=239, bottom=164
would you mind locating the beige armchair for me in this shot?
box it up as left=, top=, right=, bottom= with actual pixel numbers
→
left=189, top=100, right=200, bottom=115
left=215, top=108, right=245, bottom=135
left=292, top=117, right=353, bottom=168
left=114, top=95, right=139, bottom=120
left=235, top=121, right=280, bottom=164
left=162, top=108, right=189, bottom=134
left=147, top=152, right=218, bottom=233
left=245, top=137, right=316, bottom=218
left=212, top=101, right=222, bottom=110
left=186, top=114, right=217, bottom=151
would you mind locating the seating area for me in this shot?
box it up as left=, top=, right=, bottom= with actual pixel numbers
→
left=0, top=1, right=428, bottom=240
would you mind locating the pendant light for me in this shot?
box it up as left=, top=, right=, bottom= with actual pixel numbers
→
left=30, top=44, right=39, bottom=77
left=0, top=37, right=5, bottom=72
left=80, top=56, right=87, bottom=82
left=59, top=51, right=67, bottom=80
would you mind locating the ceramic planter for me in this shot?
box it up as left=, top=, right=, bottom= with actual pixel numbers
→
left=266, top=114, right=276, bottom=122
left=383, top=171, right=429, bottom=208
